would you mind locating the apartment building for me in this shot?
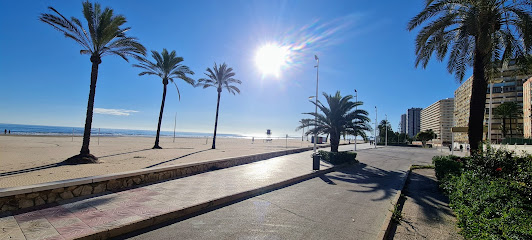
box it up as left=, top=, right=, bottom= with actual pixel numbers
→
left=407, top=108, right=422, bottom=138
left=421, top=98, right=454, bottom=143
left=400, top=114, right=406, bottom=134
left=454, top=64, right=531, bottom=143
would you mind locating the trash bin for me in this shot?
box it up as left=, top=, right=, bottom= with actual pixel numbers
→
left=312, top=153, right=320, bottom=170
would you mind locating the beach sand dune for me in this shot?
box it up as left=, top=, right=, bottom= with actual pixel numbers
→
left=0, top=135, right=338, bottom=188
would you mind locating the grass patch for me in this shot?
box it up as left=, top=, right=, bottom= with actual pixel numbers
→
left=410, top=164, right=434, bottom=170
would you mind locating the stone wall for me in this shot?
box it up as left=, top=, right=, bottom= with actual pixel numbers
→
left=0, top=145, right=341, bottom=212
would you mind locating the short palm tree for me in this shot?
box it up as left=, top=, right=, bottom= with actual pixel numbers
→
left=495, top=102, right=522, bottom=138
left=408, top=0, right=532, bottom=151
left=296, top=91, right=371, bottom=152
left=196, top=63, right=241, bottom=149
left=133, top=49, right=194, bottom=149
left=40, top=1, right=146, bottom=164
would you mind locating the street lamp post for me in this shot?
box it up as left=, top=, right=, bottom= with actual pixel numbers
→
left=354, top=89, right=357, bottom=151
left=385, top=114, right=388, bottom=147
left=313, top=55, right=320, bottom=170
left=375, top=106, right=377, bottom=149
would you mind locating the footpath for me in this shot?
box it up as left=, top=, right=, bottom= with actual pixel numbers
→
left=387, top=168, right=462, bottom=240
left=1, top=145, right=355, bottom=240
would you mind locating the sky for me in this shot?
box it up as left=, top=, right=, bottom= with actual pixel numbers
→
left=0, top=0, right=468, bottom=138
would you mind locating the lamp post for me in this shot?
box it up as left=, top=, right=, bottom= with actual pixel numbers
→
left=354, top=89, right=357, bottom=151
left=375, top=106, right=377, bottom=149
left=313, top=55, right=320, bottom=170
left=385, top=114, right=388, bottom=147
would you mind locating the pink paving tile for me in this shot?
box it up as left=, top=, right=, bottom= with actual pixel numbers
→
left=77, top=210, right=117, bottom=228
left=128, top=206, right=164, bottom=218
left=43, top=235, right=66, bottom=240
left=38, top=206, right=76, bottom=221
left=106, top=206, right=138, bottom=219
left=55, top=222, right=95, bottom=239
left=14, top=211, right=44, bottom=222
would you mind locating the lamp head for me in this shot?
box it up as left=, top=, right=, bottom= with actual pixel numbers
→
left=354, top=89, right=357, bottom=92
left=314, top=55, right=318, bottom=60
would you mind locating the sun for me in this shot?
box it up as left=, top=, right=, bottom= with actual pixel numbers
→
left=255, top=43, right=289, bottom=77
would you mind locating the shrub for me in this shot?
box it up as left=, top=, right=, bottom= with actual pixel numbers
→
left=434, top=147, right=532, bottom=239
left=318, top=150, right=357, bottom=165
left=432, top=155, right=464, bottom=182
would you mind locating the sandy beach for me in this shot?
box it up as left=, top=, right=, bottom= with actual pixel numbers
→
left=0, top=135, right=347, bottom=188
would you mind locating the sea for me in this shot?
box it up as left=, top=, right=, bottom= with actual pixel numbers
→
left=0, top=123, right=245, bottom=139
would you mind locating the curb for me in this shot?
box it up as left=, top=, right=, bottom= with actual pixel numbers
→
left=375, top=166, right=411, bottom=240
left=76, top=165, right=340, bottom=240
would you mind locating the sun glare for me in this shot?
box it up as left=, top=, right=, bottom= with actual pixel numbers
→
left=255, top=44, right=289, bottom=77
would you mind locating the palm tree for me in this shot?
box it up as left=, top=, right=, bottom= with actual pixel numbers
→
left=416, top=129, right=437, bottom=148
left=408, top=0, right=532, bottom=151
left=133, top=49, right=194, bottom=149
left=495, top=102, right=522, bottom=138
left=296, top=91, right=372, bottom=152
left=196, top=63, right=242, bottom=149
left=40, top=1, right=146, bottom=164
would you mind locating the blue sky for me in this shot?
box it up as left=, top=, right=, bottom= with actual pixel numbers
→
left=0, top=0, right=467, bottom=137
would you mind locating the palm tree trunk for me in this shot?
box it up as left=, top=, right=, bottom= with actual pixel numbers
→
left=330, top=131, right=339, bottom=152
left=80, top=58, right=100, bottom=157
left=212, top=89, right=221, bottom=149
left=502, top=118, right=507, bottom=138
left=153, top=83, right=167, bottom=149
left=468, top=48, right=488, bottom=151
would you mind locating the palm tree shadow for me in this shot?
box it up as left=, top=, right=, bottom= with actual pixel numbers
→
left=98, top=148, right=153, bottom=159
left=329, top=163, right=407, bottom=202
left=144, top=149, right=211, bottom=168
left=0, top=163, right=64, bottom=177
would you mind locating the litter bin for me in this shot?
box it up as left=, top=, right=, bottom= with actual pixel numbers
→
left=312, top=153, right=320, bottom=170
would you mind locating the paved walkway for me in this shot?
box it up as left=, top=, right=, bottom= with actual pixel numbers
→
left=1, top=145, right=369, bottom=240
left=388, top=168, right=462, bottom=240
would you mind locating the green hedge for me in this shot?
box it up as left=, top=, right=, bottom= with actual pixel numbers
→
left=318, top=150, right=357, bottom=165
left=433, top=147, right=532, bottom=239
left=501, top=138, right=532, bottom=145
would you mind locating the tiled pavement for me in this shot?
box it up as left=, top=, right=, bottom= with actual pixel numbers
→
left=0, top=146, right=346, bottom=240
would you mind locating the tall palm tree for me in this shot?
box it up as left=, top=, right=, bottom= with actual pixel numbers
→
left=296, top=91, right=372, bottom=152
left=495, top=101, right=522, bottom=138
left=40, top=1, right=146, bottom=164
left=408, top=0, right=532, bottom=151
left=196, top=63, right=241, bottom=149
left=133, top=49, right=194, bottom=149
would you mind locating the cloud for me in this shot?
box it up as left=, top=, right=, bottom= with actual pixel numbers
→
left=94, top=108, right=139, bottom=116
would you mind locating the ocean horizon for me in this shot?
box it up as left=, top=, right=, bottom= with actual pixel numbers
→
left=0, top=123, right=247, bottom=139
left=0, top=123, right=299, bottom=139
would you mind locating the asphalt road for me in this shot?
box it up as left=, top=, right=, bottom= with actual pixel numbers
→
left=116, top=144, right=442, bottom=240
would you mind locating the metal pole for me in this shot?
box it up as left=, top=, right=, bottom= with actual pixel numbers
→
left=375, top=106, right=377, bottom=149
left=354, top=89, right=357, bottom=151
left=72, top=128, right=74, bottom=142
left=488, top=79, right=493, bottom=142
left=441, top=123, right=443, bottom=152
left=451, top=131, right=454, bottom=155
left=385, top=114, right=388, bottom=147
left=173, top=112, right=177, bottom=143
left=286, top=134, right=288, bottom=148
left=98, top=128, right=100, bottom=145
left=313, top=55, right=319, bottom=155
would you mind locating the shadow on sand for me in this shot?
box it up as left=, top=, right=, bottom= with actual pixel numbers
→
left=144, top=149, right=211, bottom=168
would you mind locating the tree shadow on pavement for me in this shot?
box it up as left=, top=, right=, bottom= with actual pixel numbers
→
left=327, top=163, right=407, bottom=202
left=387, top=169, right=459, bottom=239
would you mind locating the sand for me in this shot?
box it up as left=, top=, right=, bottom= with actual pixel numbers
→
left=0, top=135, right=344, bottom=188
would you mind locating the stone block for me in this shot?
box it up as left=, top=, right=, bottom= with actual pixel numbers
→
left=132, top=177, right=141, bottom=185
left=19, top=199, right=34, bottom=209
left=2, top=204, right=17, bottom=212
left=67, top=186, right=77, bottom=191
left=107, top=180, right=120, bottom=190
left=51, top=188, right=64, bottom=193
left=26, top=193, right=39, bottom=199
left=35, top=197, right=45, bottom=206
left=81, top=185, right=93, bottom=196
left=93, top=183, right=106, bottom=194
left=47, top=193, right=57, bottom=203
left=15, top=194, right=25, bottom=199
left=72, top=186, right=83, bottom=197
left=60, top=191, right=74, bottom=200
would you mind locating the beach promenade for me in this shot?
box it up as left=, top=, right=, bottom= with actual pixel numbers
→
left=0, top=144, right=446, bottom=240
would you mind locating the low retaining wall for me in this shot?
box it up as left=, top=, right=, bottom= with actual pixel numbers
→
left=0, top=144, right=341, bottom=212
